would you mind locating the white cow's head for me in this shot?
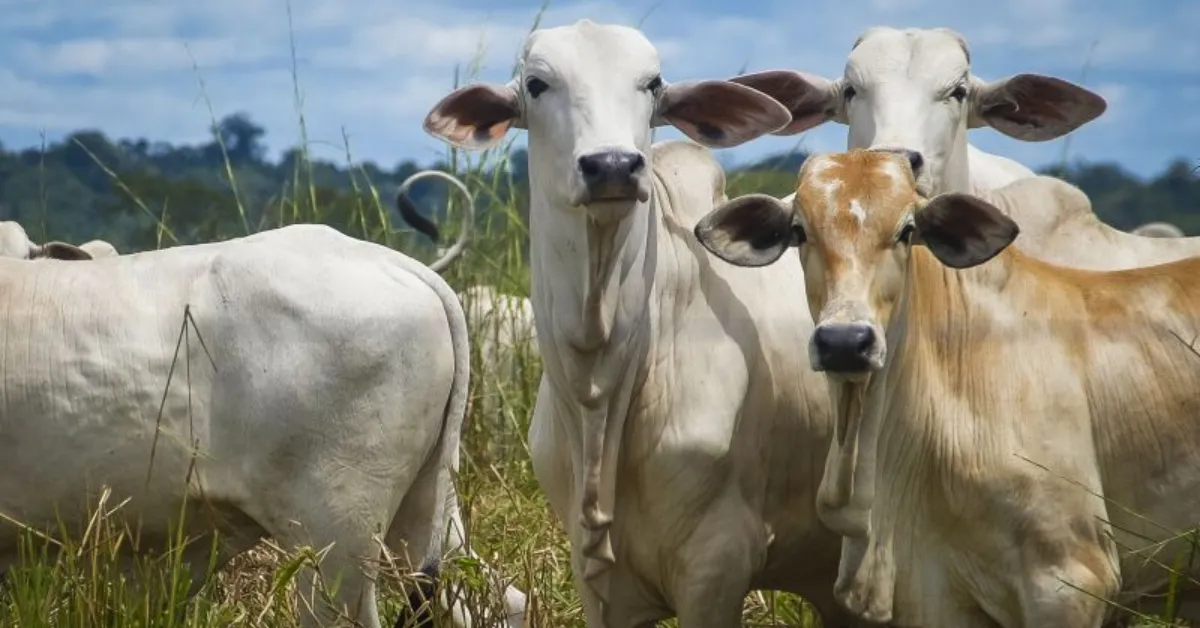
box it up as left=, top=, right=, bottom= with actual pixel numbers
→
left=424, top=20, right=791, bottom=218
left=0, top=221, right=93, bottom=261
left=694, top=149, right=1019, bottom=378
left=729, top=27, right=1107, bottom=195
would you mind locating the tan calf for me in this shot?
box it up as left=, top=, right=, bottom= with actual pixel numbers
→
left=695, top=149, right=1200, bottom=627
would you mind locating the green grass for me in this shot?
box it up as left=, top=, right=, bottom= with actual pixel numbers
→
left=2, top=4, right=1196, bottom=627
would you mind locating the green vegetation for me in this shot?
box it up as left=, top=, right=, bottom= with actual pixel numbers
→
left=0, top=11, right=1196, bottom=628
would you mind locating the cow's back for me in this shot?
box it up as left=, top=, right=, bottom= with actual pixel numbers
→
left=0, top=225, right=456, bottom=557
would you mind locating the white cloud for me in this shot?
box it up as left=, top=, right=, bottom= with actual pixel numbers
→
left=0, top=0, right=1191, bottom=178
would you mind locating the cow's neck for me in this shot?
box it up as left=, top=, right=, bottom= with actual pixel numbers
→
left=527, top=162, right=664, bottom=606
left=943, top=128, right=973, bottom=194
left=529, top=194, right=656, bottom=394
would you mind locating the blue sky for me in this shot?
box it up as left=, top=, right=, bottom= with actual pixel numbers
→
left=0, top=0, right=1196, bottom=178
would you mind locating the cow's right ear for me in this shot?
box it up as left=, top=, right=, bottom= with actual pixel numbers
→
left=914, top=193, right=1018, bottom=269
left=424, top=81, right=523, bottom=150
left=694, top=193, right=799, bottom=267
left=34, top=241, right=94, bottom=261
left=727, top=70, right=842, bottom=135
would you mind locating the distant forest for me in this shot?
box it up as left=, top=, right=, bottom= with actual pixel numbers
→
left=0, top=112, right=1196, bottom=256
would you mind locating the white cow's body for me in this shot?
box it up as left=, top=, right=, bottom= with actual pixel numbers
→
left=0, top=224, right=524, bottom=628
left=79, top=239, right=121, bottom=257
left=422, top=20, right=865, bottom=627
left=1130, top=221, right=1185, bottom=238
left=458, top=285, right=538, bottom=456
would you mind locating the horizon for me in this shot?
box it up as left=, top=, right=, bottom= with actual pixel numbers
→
left=0, top=0, right=1196, bottom=180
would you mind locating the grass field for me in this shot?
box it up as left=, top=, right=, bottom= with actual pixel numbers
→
left=1, top=6, right=1196, bottom=627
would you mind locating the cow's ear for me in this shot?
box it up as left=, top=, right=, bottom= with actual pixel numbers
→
left=914, top=193, right=1018, bottom=268
left=969, top=74, right=1106, bottom=141
left=35, top=242, right=94, bottom=261
left=655, top=80, right=792, bottom=148
left=694, top=193, right=799, bottom=267
left=726, top=70, right=841, bottom=135
left=424, top=81, right=523, bottom=150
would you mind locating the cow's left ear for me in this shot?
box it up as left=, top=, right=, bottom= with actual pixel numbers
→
left=913, top=193, right=1018, bottom=269
left=34, top=242, right=94, bottom=261
left=968, top=74, right=1106, bottom=141
left=694, top=193, right=798, bottom=267
left=655, top=80, right=792, bottom=148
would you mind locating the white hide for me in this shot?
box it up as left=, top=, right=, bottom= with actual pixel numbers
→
left=1130, top=221, right=1185, bottom=238
left=79, top=239, right=121, bottom=257
left=0, top=224, right=525, bottom=628
left=423, top=19, right=867, bottom=628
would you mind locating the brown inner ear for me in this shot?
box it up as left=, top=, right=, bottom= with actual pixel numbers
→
left=426, top=86, right=519, bottom=145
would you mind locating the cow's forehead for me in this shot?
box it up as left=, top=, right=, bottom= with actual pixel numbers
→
left=797, top=152, right=918, bottom=237
left=523, top=20, right=660, bottom=79
left=846, top=27, right=970, bottom=81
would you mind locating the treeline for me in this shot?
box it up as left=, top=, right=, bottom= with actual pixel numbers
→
left=0, top=112, right=1195, bottom=255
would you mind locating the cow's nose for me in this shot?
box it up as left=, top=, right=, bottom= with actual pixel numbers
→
left=577, top=150, right=646, bottom=202
left=812, top=323, right=877, bottom=373
left=871, top=147, right=924, bottom=178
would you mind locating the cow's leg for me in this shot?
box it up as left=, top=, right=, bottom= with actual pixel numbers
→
left=1018, top=556, right=1117, bottom=628
left=246, top=481, right=395, bottom=628
left=670, top=499, right=762, bottom=628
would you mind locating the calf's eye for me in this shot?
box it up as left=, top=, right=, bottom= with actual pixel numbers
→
left=897, top=223, right=915, bottom=244
left=526, top=77, right=549, bottom=98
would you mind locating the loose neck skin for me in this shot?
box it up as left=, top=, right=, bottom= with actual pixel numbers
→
left=526, top=148, right=663, bottom=607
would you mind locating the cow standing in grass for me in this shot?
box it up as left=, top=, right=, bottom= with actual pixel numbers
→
left=0, top=224, right=526, bottom=628
left=695, top=149, right=1200, bottom=627
left=422, top=19, right=877, bottom=628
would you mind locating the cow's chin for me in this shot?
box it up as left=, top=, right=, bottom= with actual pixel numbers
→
left=822, top=370, right=872, bottom=385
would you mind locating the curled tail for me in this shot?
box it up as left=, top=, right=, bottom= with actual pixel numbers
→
left=396, top=170, right=476, bottom=273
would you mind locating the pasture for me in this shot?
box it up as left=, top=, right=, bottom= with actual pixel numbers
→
left=0, top=9, right=1196, bottom=628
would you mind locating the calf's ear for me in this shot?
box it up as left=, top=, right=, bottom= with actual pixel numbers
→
left=656, top=80, right=792, bottom=148
left=424, top=81, right=523, bottom=150
left=914, top=193, right=1019, bottom=269
left=694, top=193, right=799, bottom=267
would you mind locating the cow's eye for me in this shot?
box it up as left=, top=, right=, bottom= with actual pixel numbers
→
left=792, top=225, right=807, bottom=245
left=843, top=85, right=857, bottom=101
left=526, top=77, right=549, bottom=98
left=645, top=75, right=663, bottom=92
left=897, top=223, right=916, bottom=244
left=950, top=84, right=967, bottom=102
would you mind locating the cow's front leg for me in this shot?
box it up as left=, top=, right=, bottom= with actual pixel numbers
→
left=670, top=496, right=765, bottom=628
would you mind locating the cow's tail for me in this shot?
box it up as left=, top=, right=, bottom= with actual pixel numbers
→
left=404, top=260, right=527, bottom=628
left=396, top=170, right=475, bottom=273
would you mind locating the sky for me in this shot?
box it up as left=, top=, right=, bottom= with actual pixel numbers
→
left=0, top=0, right=1196, bottom=179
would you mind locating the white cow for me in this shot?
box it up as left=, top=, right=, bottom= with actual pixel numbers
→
left=422, top=19, right=867, bottom=627
left=729, top=27, right=1107, bottom=197
left=396, top=170, right=540, bottom=458
left=0, top=224, right=526, bottom=628
left=726, top=27, right=1200, bottom=275
left=79, top=239, right=121, bottom=257
left=1130, top=221, right=1184, bottom=238
left=0, top=220, right=93, bottom=260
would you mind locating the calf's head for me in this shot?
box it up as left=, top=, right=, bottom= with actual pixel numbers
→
left=729, top=27, right=1106, bottom=195
left=423, top=20, right=791, bottom=217
left=695, top=149, right=1020, bottom=380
